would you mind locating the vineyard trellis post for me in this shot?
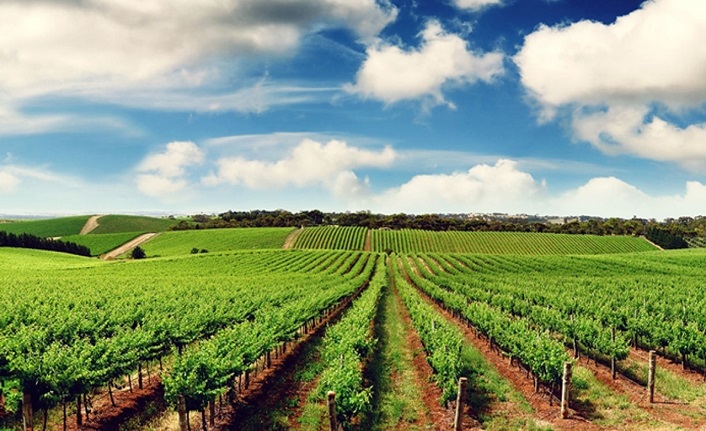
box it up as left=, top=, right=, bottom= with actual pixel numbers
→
left=454, top=377, right=468, bottom=431
left=648, top=350, right=656, bottom=403
left=327, top=391, right=337, bottom=431
left=561, top=362, right=572, bottom=419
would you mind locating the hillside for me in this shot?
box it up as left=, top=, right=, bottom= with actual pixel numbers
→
left=291, top=227, right=658, bottom=255
left=0, top=215, right=91, bottom=237
left=141, top=227, right=294, bottom=257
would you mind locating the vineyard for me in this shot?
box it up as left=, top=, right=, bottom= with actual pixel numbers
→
left=370, top=229, right=657, bottom=254
left=291, top=227, right=657, bottom=254
left=141, top=227, right=294, bottom=257
left=293, top=226, right=368, bottom=251
left=2, top=221, right=706, bottom=431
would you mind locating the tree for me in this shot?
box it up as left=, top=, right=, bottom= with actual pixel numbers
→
left=131, top=246, right=146, bottom=259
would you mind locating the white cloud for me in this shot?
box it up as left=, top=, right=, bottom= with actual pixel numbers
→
left=452, top=0, right=504, bottom=12
left=515, top=0, right=706, bottom=169
left=361, top=158, right=706, bottom=219
left=0, top=0, right=396, bottom=96
left=0, top=171, right=20, bottom=193
left=515, top=0, right=706, bottom=113
left=551, top=177, right=706, bottom=219
left=136, top=141, right=204, bottom=197
left=572, top=104, right=706, bottom=170
left=346, top=21, right=504, bottom=107
left=0, top=0, right=397, bottom=133
left=0, top=106, right=138, bottom=137
left=374, top=159, right=545, bottom=214
left=204, top=138, right=395, bottom=194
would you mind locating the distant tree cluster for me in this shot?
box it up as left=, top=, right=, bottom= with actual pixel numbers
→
left=170, top=210, right=705, bottom=248
left=645, top=227, right=689, bottom=249
left=0, top=231, right=91, bottom=256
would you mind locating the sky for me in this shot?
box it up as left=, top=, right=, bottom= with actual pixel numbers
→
left=1, top=0, right=706, bottom=219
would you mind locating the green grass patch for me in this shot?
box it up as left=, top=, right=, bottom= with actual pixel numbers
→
left=141, top=228, right=293, bottom=257
left=0, top=215, right=90, bottom=237
left=620, top=358, right=706, bottom=403
left=570, top=366, right=651, bottom=427
left=90, top=215, right=177, bottom=234
left=62, top=232, right=145, bottom=256
left=365, top=285, right=429, bottom=430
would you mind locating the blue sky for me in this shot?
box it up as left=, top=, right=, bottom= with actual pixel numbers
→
left=1, top=0, right=705, bottom=219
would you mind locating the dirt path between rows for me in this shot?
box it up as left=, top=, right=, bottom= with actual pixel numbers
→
left=283, top=228, right=302, bottom=249
left=389, top=280, right=456, bottom=430
left=364, top=230, right=372, bottom=252
left=79, top=215, right=102, bottom=235
left=101, top=233, right=158, bottom=260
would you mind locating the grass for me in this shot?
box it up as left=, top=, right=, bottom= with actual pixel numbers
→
left=570, top=366, right=655, bottom=428
left=61, top=232, right=145, bottom=256
left=141, top=228, right=294, bottom=257
left=0, top=248, right=98, bottom=271
left=364, top=284, right=430, bottom=430
left=620, top=357, right=706, bottom=403
left=0, top=215, right=91, bottom=237
left=90, top=215, right=178, bottom=234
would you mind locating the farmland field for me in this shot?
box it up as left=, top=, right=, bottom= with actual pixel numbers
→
left=371, top=229, right=657, bottom=254
left=89, top=214, right=178, bottom=234
left=61, top=231, right=146, bottom=256
left=141, top=227, right=294, bottom=257
left=293, top=226, right=367, bottom=250
left=2, top=223, right=706, bottom=431
left=0, top=215, right=91, bottom=237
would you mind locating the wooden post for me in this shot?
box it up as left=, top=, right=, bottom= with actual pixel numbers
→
left=138, top=362, right=143, bottom=389
left=648, top=350, right=656, bottom=403
left=454, top=377, right=468, bottom=431
left=561, top=362, right=572, bottom=419
left=177, top=395, right=188, bottom=431
left=22, top=391, right=33, bottom=431
left=327, top=391, right=337, bottom=431
left=209, top=400, right=215, bottom=427
left=611, top=327, right=616, bottom=380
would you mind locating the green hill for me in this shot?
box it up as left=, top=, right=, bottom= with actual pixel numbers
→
left=89, top=215, right=178, bottom=234
left=0, top=215, right=91, bottom=237
left=141, top=227, right=294, bottom=257
left=62, top=232, right=146, bottom=256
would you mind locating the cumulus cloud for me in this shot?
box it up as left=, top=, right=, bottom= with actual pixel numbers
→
left=514, top=0, right=706, bottom=169
left=136, top=141, right=204, bottom=197
left=373, top=159, right=545, bottom=213
left=362, top=158, right=706, bottom=219
left=551, top=177, right=706, bottom=219
left=346, top=21, right=504, bottom=107
left=452, top=0, right=504, bottom=12
left=572, top=104, right=706, bottom=170
left=204, top=138, right=395, bottom=198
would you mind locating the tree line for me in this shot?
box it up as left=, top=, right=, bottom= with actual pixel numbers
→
left=170, top=210, right=705, bottom=249
left=0, top=230, right=91, bottom=256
